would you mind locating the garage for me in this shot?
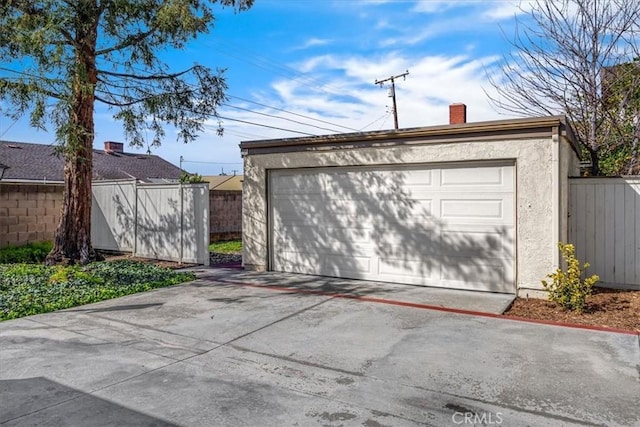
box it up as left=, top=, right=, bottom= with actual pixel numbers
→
left=269, top=163, right=515, bottom=293
left=241, top=107, right=581, bottom=297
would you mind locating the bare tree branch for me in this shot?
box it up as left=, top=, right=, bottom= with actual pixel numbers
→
left=487, top=0, right=640, bottom=175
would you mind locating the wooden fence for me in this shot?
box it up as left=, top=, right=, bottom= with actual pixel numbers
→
left=569, top=177, right=639, bottom=289
left=210, top=190, right=242, bottom=242
left=92, top=180, right=210, bottom=265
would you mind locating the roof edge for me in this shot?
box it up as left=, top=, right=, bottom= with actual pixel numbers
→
left=240, top=115, right=577, bottom=152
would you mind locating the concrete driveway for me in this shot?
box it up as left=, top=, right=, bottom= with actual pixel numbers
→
left=1, top=268, right=638, bottom=427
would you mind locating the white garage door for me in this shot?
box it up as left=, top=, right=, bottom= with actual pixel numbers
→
left=269, top=163, right=515, bottom=293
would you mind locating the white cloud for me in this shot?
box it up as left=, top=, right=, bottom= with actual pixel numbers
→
left=482, top=1, right=533, bottom=20
left=290, top=37, right=333, bottom=51
left=411, top=0, right=459, bottom=14
left=375, top=18, right=391, bottom=30
left=295, top=55, right=335, bottom=73
left=238, top=52, right=509, bottom=140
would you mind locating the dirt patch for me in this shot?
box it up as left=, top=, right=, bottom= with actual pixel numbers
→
left=504, top=287, right=640, bottom=333
left=99, top=253, right=197, bottom=270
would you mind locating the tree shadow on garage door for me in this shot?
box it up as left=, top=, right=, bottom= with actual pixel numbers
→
left=268, top=157, right=514, bottom=294
left=0, top=377, right=178, bottom=426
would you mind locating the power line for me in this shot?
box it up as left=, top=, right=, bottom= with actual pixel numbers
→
left=224, top=129, right=270, bottom=140
left=379, top=112, right=391, bottom=130
left=0, top=117, right=20, bottom=138
left=181, top=159, right=242, bottom=165
left=109, top=72, right=358, bottom=135
left=359, top=111, right=391, bottom=131
left=209, top=40, right=346, bottom=95
left=227, top=95, right=359, bottom=132
left=210, top=116, right=317, bottom=136
left=222, top=103, right=345, bottom=134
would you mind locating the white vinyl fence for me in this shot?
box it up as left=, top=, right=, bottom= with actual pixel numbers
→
left=569, top=177, right=639, bottom=289
left=91, top=180, right=209, bottom=265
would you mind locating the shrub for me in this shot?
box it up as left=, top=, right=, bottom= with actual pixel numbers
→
left=179, top=171, right=206, bottom=183
left=542, top=242, right=599, bottom=313
left=0, top=241, right=53, bottom=264
left=0, top=261, right=195, bottom=321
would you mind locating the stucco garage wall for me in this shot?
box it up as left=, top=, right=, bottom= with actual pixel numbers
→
left=243, top=135, right=575, bottom=295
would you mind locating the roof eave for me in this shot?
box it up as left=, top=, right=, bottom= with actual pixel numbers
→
left=240, top=115, right=580, bottom=156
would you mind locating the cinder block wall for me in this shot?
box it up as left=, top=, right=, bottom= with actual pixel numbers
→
left=209, top=190, right=242, bottom=242
left=0, top=183, right=63, bottom=247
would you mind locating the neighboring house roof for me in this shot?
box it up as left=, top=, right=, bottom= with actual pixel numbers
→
left=0, top=140, right=182, bottom=183
left=202, top=175, right=243, bottom=191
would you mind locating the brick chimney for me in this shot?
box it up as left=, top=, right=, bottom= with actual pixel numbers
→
left=104, top=141, right=124, bottom=153
left=449, top=103, right=467, bottom=125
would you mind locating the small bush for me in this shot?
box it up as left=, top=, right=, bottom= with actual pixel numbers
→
left=179, top=171, right=206, bottom=183
left=542, top=242, right=599, bottom=313
left=0, top=260, right=195, bottom=321
left=0, top=242, right=53, bottom=264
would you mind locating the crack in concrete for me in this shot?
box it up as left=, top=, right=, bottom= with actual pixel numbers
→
left=229, top=343, right=366, bottom=378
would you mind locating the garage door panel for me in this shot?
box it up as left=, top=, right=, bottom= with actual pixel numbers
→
left=274, top=233, right=373, bottom=257
left=374, top=216, right=435, bottom=231
left=378, top=258, right=438, bottom=279
left=440, top=261, right=513, bottom=293
left=270, top=163, right=515, bottom=294
left=440, top=165, right=512, bottom=189
left=398, top=169, right=433, bottom=184
left=271, top=238, right=322, bottom=255
left=271, top=178, right=324, bottom=195
left=277, top=252, right=374, bottom=277
left=375, top=198, right=433, bottom=216
left=320, top=227, right=372, bottom=244
left=274, top=252, right=318, bottom=273
left=286, top=198, right=391, bottom=220
left=325, top=242, right=373, bottom=257
left=440, top=198, right=505, bottom=219
left=440, top=196, right=514, bottom=225
left=274, top=206, right=374, bottom=228
left=323, top=255, right=372, bottom=276
left=372, top=231, right=439, bottom=254
left=279, top=214, right=372, bottom=229
left=440, top=228, right=514, bottom=258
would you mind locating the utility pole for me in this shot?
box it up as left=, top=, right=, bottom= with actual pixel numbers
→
left=375, top=70, right=409, bottom=130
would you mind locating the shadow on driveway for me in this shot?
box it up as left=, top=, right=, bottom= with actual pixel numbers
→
left=1, top=377, right=178, bottom=426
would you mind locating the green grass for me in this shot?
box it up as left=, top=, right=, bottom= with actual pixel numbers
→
left=0, top=260, right=195, bottom=321
left=209, top=240, right=242, bottom=254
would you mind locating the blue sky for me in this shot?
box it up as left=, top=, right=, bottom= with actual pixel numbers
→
left=0, top=0, right=536, bottom=176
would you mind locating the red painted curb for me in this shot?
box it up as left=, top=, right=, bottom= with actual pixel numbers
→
left=204, top=276, right=639, bottom=336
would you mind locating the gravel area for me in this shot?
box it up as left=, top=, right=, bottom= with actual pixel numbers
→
left=210, top=252, right=242, bottom=265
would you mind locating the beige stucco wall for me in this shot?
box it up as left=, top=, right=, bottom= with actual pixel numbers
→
left=243, top=136, right=579, bottom=295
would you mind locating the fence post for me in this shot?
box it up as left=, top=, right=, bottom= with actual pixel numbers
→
left=133, top=180, right=138, bottom=257
left=179, top=182, right=184, bottom=265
